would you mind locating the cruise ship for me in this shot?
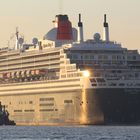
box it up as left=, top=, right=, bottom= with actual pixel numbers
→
left=0, top=14, right=140, bottom=125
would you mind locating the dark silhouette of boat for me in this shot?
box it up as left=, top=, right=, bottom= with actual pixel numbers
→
left=0, top=102, right=15, bottom=125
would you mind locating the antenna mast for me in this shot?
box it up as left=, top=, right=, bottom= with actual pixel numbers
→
left=78, top=13, right=84, bottom=43
left=15, top=27, right=19, bottom=50
left=103, top=14, right=109, bottom=42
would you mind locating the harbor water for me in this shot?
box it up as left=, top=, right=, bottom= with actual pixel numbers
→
left=0, top=125, right=140, bottom=140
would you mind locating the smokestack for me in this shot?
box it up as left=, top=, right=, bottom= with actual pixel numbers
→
left=103, top=14, right=109, bottom=42
left=78, top=14, right=84, bottom=43
left=56, top=15, right=73, bottom=40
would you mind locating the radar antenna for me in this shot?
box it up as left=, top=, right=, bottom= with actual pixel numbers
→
left=16, top=27, right=19, bottom=40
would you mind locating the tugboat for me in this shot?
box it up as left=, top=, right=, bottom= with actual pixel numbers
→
left=0, top=102, right=15, bottom=125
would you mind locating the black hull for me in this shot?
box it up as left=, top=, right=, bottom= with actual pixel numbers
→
left=86, top=88, right=140, bottom=124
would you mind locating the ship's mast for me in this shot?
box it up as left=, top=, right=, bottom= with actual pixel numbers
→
left=15, top=27, right=19, bottom=50
left=103, top=14, right=110, bottom=42
left=78, top=14, right=84, bottom=43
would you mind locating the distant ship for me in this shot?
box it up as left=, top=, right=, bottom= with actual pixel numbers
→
left=0, top=14, right=140, bottom=125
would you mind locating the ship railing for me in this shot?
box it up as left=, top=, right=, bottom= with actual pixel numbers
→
left=21, top=49, right=60, bottom=57
left=90, top=76, right=140, bottom=88
left=0, top=61, right=60, bottom=71
left=0, top=58, right=60, bottom=67
left=0, top=53, right=60, bottom=64
left=106, top=79, right=140, bottom=88
left=0, top=75, right=60, bottom=85
left=0, top=65, right=60, bottom=73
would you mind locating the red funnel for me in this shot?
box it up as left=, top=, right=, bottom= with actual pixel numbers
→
left=56, top=15, right=73, bottom=40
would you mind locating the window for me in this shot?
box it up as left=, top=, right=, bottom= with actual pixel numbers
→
left=19, top=102, right=23, bottom=104
left=84, top=55, right=89, bottom=59
left=112, top=55, right=117, bottom=60
left=90, top=78, right=96, bottom=82
left=98, top=55, right=102, bottom=60
left=96, top=78, right=105, bottom=82
left=104, top=55, right=108, bottom=60
left=29, top=101, right=33, bottom=104
left=133, top=56, right=136, bottom=60
left=40, top=109, right=54, bottom=112
left=60, top=55, right=65, bottom=58
left=40, top=97, right=54, bottom=101
left=24, top=110, right=34, bottom=112
left=119, top=83, right=125, bottom=86
left=40, top=103, right=54, bottom=106
left=14, top=110, right=22, bottom=112
left=127, top=56, right=131, bottom=60
left=61, top=75, right=66, bottom=78
left=92, top=84, right=97, bottom=86
left=72, top=54, right=78, bottom=59
left=64, top=100, right=73, bottom=103
left=117, top=55, right=122, bottom=60
left=90, top=55, right=94, bottom=60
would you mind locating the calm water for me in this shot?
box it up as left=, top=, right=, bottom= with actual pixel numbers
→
left=0, top=126, right=140, bottom=140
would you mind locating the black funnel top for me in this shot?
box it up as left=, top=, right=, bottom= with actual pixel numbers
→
left=56, top=15, right=69, bottom=21
left=104, top=14, right=108, bottom=27
left=78, top=14, right=83, bottom=27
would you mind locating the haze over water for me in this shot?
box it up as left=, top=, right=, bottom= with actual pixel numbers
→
left=0, top=0, right=139, bottom=52
left=0, top=126, right=140, bottom=140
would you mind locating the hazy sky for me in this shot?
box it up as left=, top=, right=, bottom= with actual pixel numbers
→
left=0, top=0, right=140, bottom=51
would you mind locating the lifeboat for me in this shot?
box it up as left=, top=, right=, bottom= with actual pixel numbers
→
left=7, top=72, right=11, bottom=78
left=2, top=73, right=8, bottom=78
left=11, top=72, right=15, bottom=78
left=26, top=70, right=31, bottom=77
left=35, top=69, right=47, bottom=75
left=16, top=71, right=21, bottom=78
left=31, top=70, right=35, bottom=75
left=21, top=71, right=26, bottom=77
